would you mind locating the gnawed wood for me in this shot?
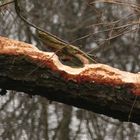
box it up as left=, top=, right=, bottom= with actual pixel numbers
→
left=0, top=36, right=139, bottom=94
left=0, top=36, right=140, bottom=124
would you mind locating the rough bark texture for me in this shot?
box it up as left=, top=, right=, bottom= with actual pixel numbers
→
left=0, top=36, right=140, bottom=124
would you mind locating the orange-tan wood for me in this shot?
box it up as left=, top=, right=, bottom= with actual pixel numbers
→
left=0, top=36, right=140, bottom=124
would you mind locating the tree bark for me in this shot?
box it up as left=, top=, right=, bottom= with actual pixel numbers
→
left=0, top=36, right=140, bottom=124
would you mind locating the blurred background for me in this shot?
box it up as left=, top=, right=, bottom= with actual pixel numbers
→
left=0, top=0, right=140, bottom=139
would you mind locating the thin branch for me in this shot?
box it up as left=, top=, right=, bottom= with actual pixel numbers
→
left=0, top=0, right=14, bottom=8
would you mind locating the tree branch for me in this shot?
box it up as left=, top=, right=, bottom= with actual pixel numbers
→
left=0, top=36, right=140, bottom=124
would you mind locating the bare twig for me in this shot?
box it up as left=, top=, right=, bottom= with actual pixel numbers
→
left=0, top=0, right=14, bottom=8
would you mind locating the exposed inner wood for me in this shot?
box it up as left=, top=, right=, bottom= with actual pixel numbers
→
left=0, top=36, right=140, bottom=124
left=0, top=36, right=140, bottom=95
